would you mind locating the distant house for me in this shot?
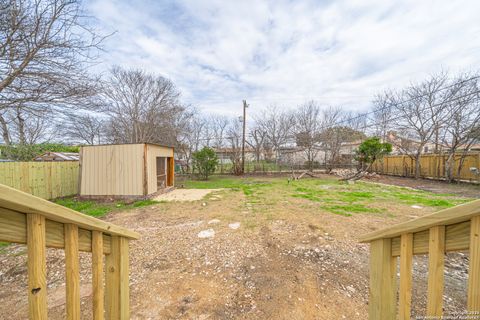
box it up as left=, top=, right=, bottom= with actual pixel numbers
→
left=212, top=147, right=256, bottom=164
left=277, top=145, right=326, bottom=165
left=33, top=152, right=80, bottom=161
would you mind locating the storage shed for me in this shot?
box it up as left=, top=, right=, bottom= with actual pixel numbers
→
left=79, top=143, right=174, bottom=198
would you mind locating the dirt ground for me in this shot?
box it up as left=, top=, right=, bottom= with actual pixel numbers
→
left=154, top=189, right=222, bottom=201
left=0, top=174, right=478, bottom=319
left=364, top=174, right=480, bottom=198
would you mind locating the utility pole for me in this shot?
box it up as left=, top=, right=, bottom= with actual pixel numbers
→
left=242, top=100, right=248, bottom=174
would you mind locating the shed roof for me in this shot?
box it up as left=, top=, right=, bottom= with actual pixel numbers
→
left=80, top=142, right=174, bottom=149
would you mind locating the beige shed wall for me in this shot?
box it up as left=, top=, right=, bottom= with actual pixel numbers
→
left=146, top=144, right=174, bottom=194
left=80, top=144, right=144, bottom=196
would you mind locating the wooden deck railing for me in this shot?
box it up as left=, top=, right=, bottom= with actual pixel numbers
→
left=0, top=184, right=140, bottom=319
left=359, top=199, right=480, bottom=319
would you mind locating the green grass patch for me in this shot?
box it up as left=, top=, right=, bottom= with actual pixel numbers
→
left=0, top=241, right=9, bottom=253
left=288, top=178, right=470, bottom=216
left=389, top=192, right=464, bottom=207
left=54, top=198, right=161, bottom=218
left=321, top=203, right=384, bottom=217
left=181, top=175, right=473, bottom=218
left=132, top=199, right=160, bottom=207
left=55, top=198, right=111, bottom=217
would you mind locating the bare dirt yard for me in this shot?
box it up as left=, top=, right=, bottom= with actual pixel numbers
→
left=0, top=174, right=478, bottom=319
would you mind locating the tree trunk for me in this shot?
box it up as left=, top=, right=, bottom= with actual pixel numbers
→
left=16, top=109, right=26, bottom=145
left=414, top=153, right=421, bottom=179
left=0, top=114, right=11, bottom=145
left=445, top=153, right=455, bottom=182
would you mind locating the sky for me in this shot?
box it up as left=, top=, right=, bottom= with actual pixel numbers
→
left=86, top=0, right=480, bottom=117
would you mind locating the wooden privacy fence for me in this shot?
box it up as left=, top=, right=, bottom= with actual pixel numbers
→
left=0, top=162, right=79, bottom=199
left=372, top=153, right=480, bottom=182
left=0, top=184, right=140, bottom=319
left=359, top=200, right=480, bottom=319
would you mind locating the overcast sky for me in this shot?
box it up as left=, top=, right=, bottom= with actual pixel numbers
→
left=87, top=0, right=480, bottom=116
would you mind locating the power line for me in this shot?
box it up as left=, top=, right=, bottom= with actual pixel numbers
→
left=190, top=84, right=480, bottom=144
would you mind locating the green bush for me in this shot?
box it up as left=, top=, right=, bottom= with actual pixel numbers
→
left=0, top=143, right=79, bottom=161
left=192, top=147, right=219, bottom=180
left=355, top=137, right=392, bottom=167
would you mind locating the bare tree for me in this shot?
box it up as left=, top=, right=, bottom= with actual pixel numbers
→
left=440, top=74, right=480, bottom=181
left=318, top=107, right=366, bottom=171
left=247, top=126, right=267, bottom=167
left=294, top=101, right=322, bottom=171
left=256, top=105, right=294, bottom=164
left=0, top=0, right=103, bottom=126
left=0, top=106, right=52, bottom=145
left=102, top=67, right=189, bottom=146
left=391, top=73, right=453, bottom=178
left=177, top=113, right=206, bottom=173
left=59, top=113, right=105, bottom=145
left=371, top=91, right=394, bottom=141
left=209, top=115, right=229, bottom=149
left=226, top=118, right=243, bottom=175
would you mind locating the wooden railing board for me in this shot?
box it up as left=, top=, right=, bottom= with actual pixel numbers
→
left=0, top=207, right=112, bottom=254
left=0, top=184, right=139, bottom=239
left=361, top=200, right=480, bottom=319
left=359, top=199, right=480, bottom=242
left=0, top=182, right=137, bottom=319
left=391, top=221, right=471, bottom=256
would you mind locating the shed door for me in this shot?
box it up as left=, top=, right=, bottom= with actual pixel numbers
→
left=156, top=157, right=167, bottom=190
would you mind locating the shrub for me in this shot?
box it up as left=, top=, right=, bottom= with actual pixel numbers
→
left=192, top=147, right=219, bottom=180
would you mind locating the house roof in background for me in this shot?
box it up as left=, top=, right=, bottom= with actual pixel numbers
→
left=33, top=152, right=79, bottom=161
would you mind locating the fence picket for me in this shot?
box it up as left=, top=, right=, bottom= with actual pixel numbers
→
left=374, top=153, right=480, bottom=182
left=0, top=162, right=79, bottom=199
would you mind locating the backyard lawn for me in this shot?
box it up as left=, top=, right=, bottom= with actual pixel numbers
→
left=0, top=175, right=477, bottom=319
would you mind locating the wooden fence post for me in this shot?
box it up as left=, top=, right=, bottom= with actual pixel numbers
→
left=106, top=236, right=130, bottom=320
left=368, top=238, right=396, bottom=320
left=427, top=225, right=445, bottom=317
left=27, top=213, right=48, bottom=320
left=468, top=216, right=480, bottom=311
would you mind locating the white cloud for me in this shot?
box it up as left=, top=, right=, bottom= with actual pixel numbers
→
left=87, top=0, right=480, bottom=116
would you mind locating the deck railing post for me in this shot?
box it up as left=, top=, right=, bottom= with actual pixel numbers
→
left=468, top=216, right=480, bottom=311
left=426, top=225, right=445, bottom=317
left=92, top=231, right=105, bottom=320
left=105, top=236, right=130, bottom=320
left=65, top=224, right=80, bottom=320
left=368, top=238, right=396, bottom=320
left=399, top=233, right=413, bottom=320
left=27, top=213, right=48, bottom=320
